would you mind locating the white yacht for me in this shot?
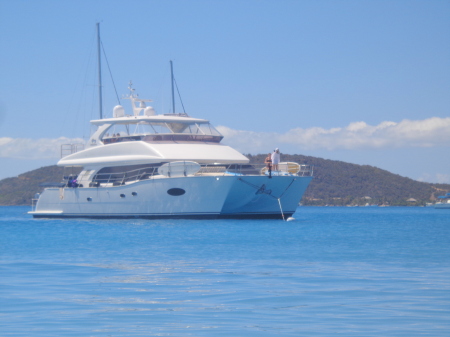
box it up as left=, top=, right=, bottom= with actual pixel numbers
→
left=29, top=25, right=313, bottom=220
left=30, top=85, right=312, bottom=219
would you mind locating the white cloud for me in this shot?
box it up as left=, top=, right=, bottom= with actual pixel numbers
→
left=435, top=174, right=450, bottom=184
left=217, top=117, right=450, bottom=153
left=417, top=173, right=450, bottom=184
left=1, top=116, right=449, bottom=170
left=0, top=137, right=85, bottom=159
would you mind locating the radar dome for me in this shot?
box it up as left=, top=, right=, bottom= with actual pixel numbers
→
left=144, top=106, right=156, bottom=116
left=113, top=105, right=125, bottom=118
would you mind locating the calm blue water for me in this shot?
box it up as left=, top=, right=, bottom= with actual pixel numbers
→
left=1, top=206, right=449, bottom=336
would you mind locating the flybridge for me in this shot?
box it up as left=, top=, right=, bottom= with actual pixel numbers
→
left=85, top=63, right=220, bottom=146
left=87, top=81, right=224, bottom=146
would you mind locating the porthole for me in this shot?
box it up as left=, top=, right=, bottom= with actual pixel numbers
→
left=167, top=188, right=185, bottom=196
left=120, top=194, right=126, bottom=198
left=132, top=192, right=138, bottom=196
left=87, top=197, right=92, bottom=202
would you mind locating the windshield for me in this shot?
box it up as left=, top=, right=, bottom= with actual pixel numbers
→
left=101, top=121, right=223, bottom=144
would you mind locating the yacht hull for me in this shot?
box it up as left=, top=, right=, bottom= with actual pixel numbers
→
left=434, top=203, right=450, bottom=209
left=30, top=175, right=312, bottom=220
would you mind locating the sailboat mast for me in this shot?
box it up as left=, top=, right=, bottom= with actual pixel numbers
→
left=97, top=23, right=103, bottom=119
left=170, top=60, right=175, bottom=114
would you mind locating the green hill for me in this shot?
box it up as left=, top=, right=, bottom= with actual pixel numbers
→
left=247, top=154, right=450, bottom=206
left=1, top=156, right=449, bottom=206
left=0, top=166, right=80, bottom=206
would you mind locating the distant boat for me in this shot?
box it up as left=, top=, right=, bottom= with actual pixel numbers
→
left=435, top=193, right=450, bottom=209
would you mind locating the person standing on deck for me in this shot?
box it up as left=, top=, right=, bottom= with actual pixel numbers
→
left=265, top=153, right=272, bottom=178
left=271, top=148, right=280, bottom=172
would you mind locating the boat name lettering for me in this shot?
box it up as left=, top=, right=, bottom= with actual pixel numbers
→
left=255, top=184, right=272, bottom=195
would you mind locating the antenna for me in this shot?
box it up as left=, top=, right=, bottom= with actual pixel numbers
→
left=170, top=60, right=175, bottom=114
left=96, top=22, right=103, bottom=119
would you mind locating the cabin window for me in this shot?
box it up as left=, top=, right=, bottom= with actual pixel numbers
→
left=196, top=123, right=222, bottom=136
left=92, top=164, right=160, bottom=184
left=101, top=121, right=223, bottom=144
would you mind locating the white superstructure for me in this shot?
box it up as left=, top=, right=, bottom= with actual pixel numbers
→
left=30, top=82, right=313, bottom=219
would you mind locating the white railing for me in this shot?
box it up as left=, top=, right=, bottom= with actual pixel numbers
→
left=61, top=143, right=85, bottom=158
left=31, top=198, right=39, bottom=212
left=90, top=166, right=159, bottom=186
left=81, top=163, right=313, bottom=188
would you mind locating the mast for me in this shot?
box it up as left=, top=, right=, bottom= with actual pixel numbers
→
left=170, top=60, right=175, bottom=114
left=97, top=23, right=103, bottom=119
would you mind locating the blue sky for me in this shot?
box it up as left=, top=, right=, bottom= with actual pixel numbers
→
left=1, top=0, right=449, bottom=183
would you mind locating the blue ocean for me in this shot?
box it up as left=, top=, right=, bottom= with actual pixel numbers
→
left=1, top=206, right=449, bottom=336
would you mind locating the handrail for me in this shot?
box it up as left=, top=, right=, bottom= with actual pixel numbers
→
left=31, top=198, right=39, bottom=212
left=61, top=143, right=85, bottom=158
left=92, top=166, right=159, bottom=186
left=194, top=164, right=313, bottom=177
left=85, top=162, right=313, bottom=188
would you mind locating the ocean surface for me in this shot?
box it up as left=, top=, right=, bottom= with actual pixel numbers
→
left=1, top=206, right=449, bottom=336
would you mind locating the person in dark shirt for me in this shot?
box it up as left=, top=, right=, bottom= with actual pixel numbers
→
left=265, top=153, right=272, bottom=178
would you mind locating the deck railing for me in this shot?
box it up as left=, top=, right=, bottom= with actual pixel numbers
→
left=91, top=166, right=159, bottom=186
left=73, top=163, right=313, bottom=188
left=61, top=143, right=85, bottom=158
left=31, top=198, right=39, bottom=212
